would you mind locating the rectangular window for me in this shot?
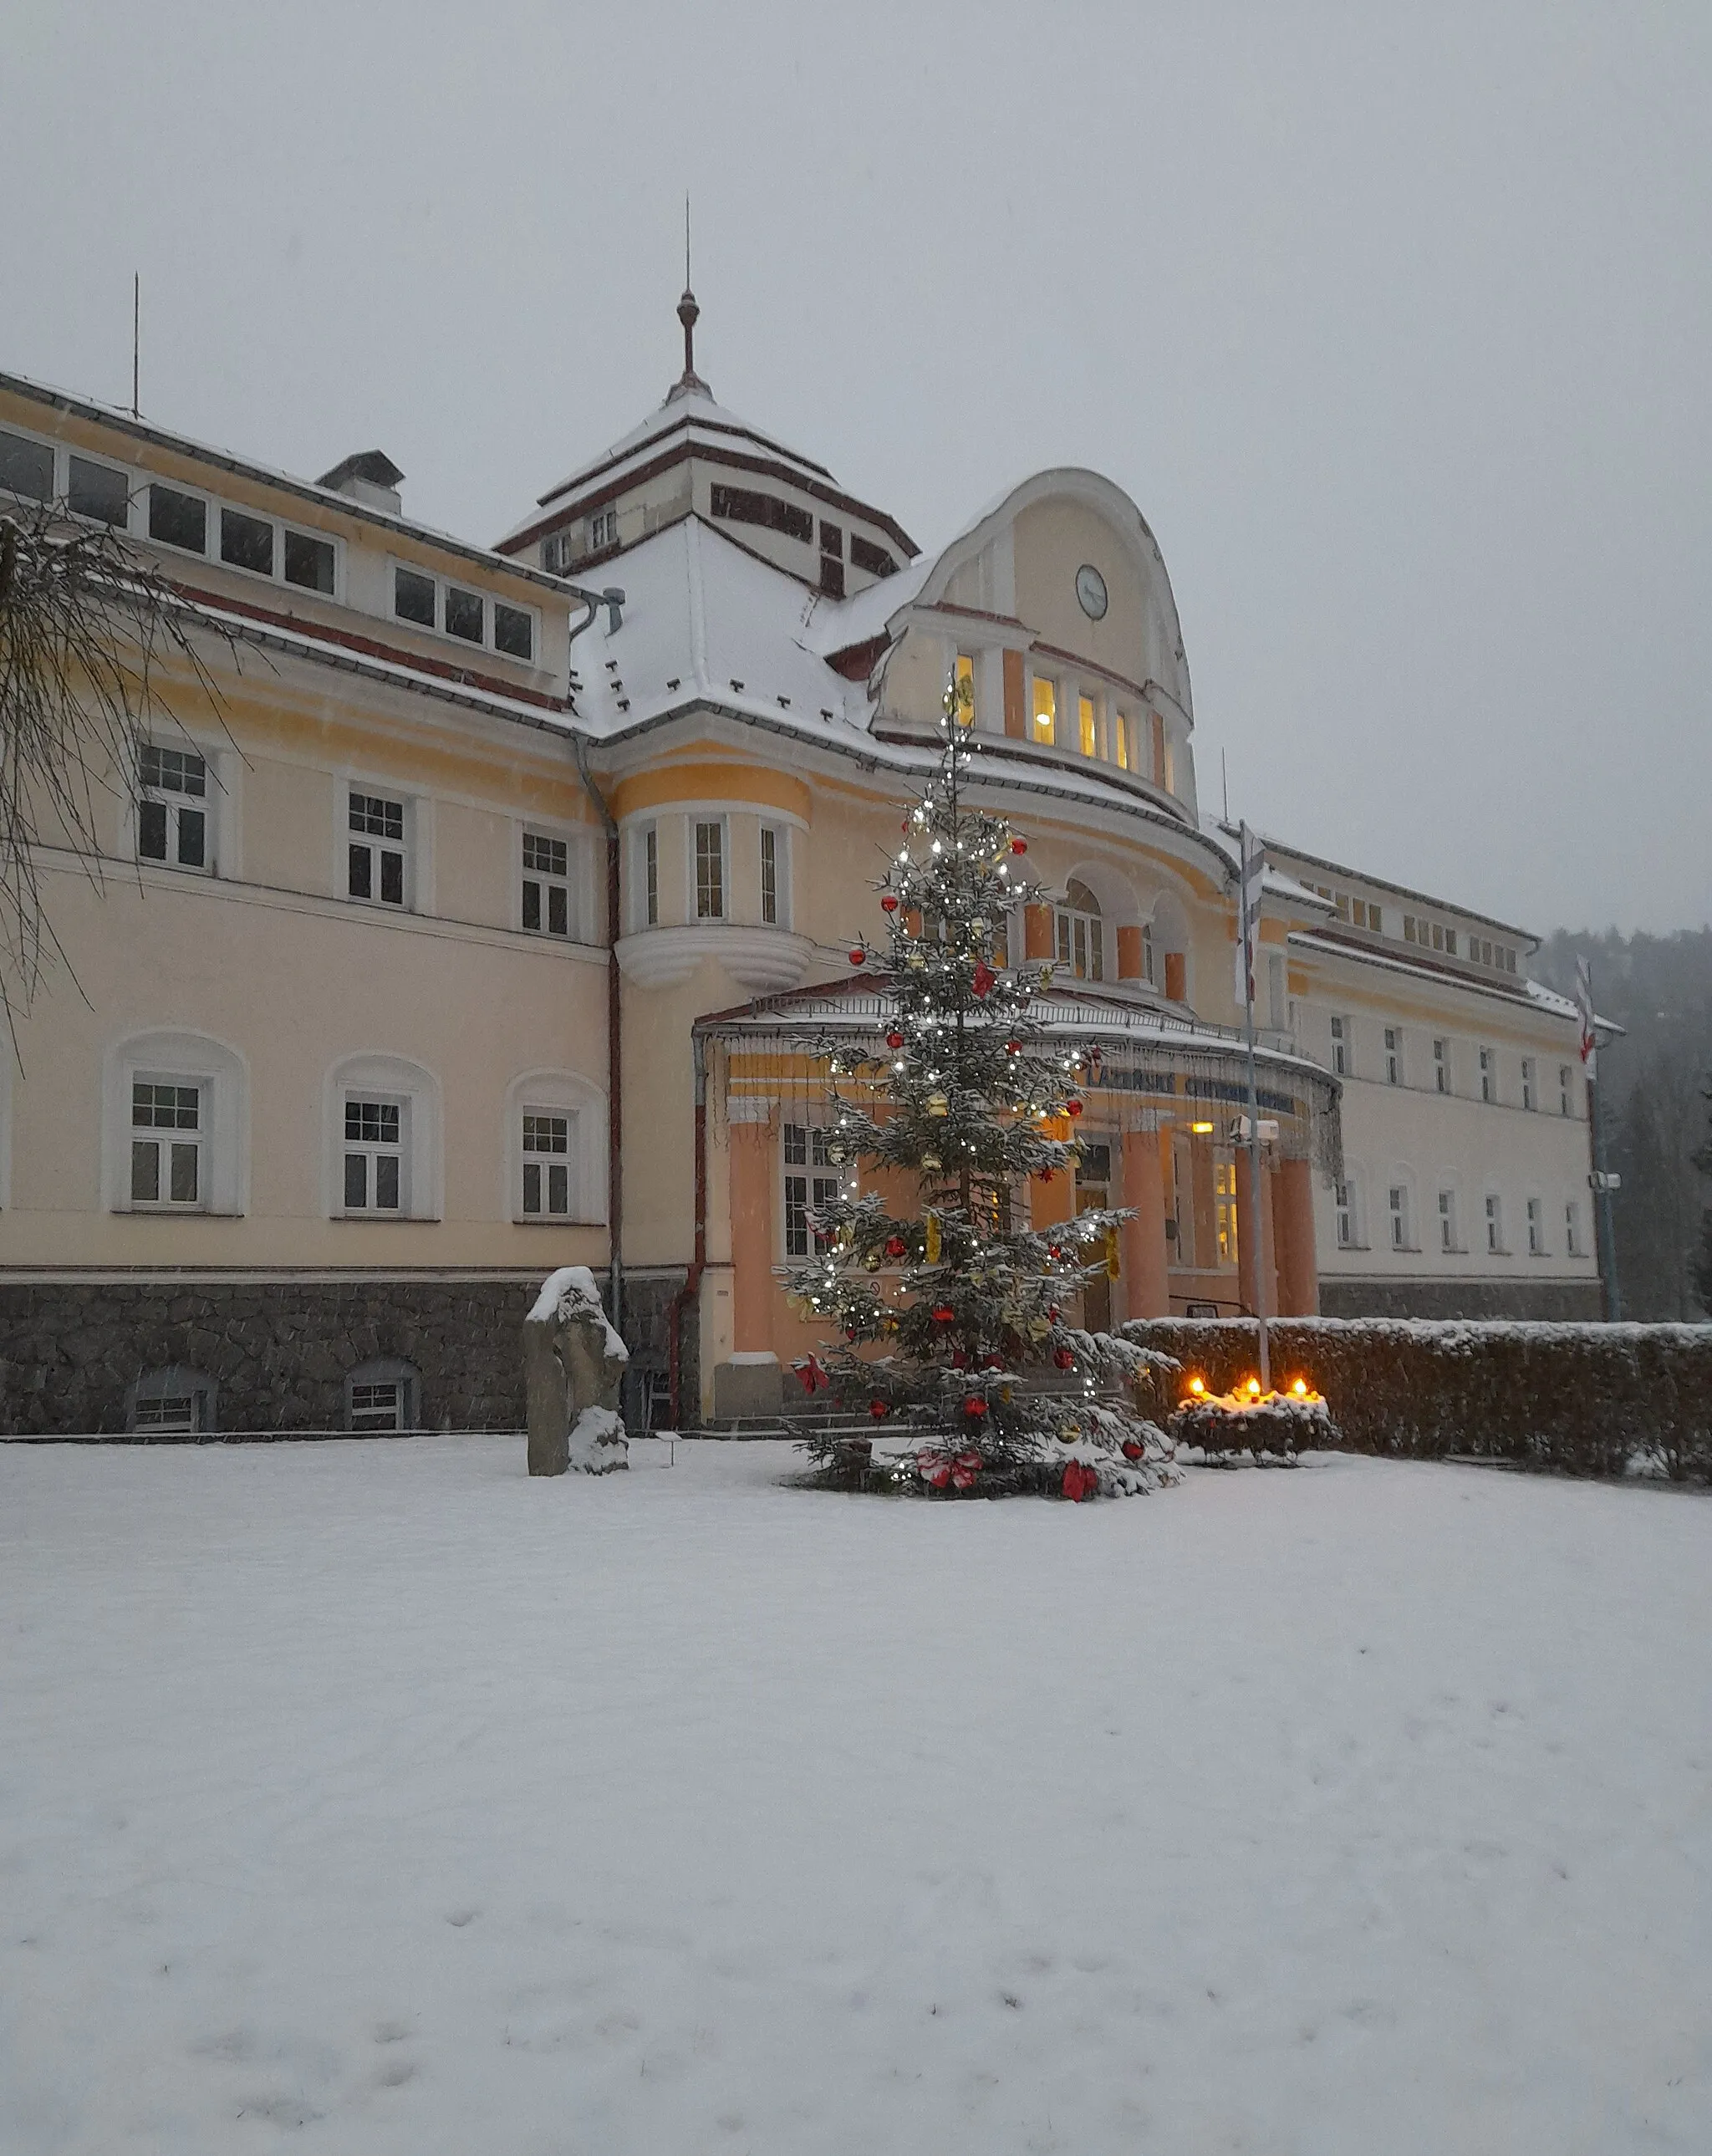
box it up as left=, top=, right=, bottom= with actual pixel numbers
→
left=1559, top=1063, right=1573, bottom=1117
left=695, top=820, right=725, bottom=920
left=1335, top=1180, right=1354, bottom=1248
left=1565, top=1200, right=1582, bottom=1256
left=953, top=653, right=976, bottom=728
left=760, top=825, right=780, bottom=925
left=1141, top=921, right=1154, bottom=985
left=445, top=585, right=484, bottom=643
left=1438, top=1189, right=1457, bottom=1252
left=644, top=824, right=659, bottom=926
left=1214, top=1159, right=1240, bottom=1268
left=344, top=1098, right=403, bottom=1211
left=349, top=1381, right=404, bottom=1433
left=283, top=528, right=336, bottom=593
left=1113, top=708, right=1129, bottom=770
left=1329, top=1014, right=1349, bottom=1077
left=588, top=507, right=618, bottom=551
left=394, top=565, right=437, bottom=628
left=1388, top=1185, right=1409, bottom=1250
left=1384, top=1027, right=1401, bottom=1085
left=522, top=1111, right=573, bottom=1218
left=1480, top=1046, right=1495, bottom=1103
left=493, top=602, right=534, bottom=660
left=1433, top=1037, right=1450, bottom=1093
left=1078, top=693, right=1097, bottom=757
left=1526, top=1196, right=1544, bottom=1255
left=1431, top=923, right=1444, bottom=952
left=349, top=790, right=406, bottom=907
left=850, top=533, right=897, bottom=579
left=709, top=484, right=812, bottom=544
left=522, top=830, right=572, bottom=936
left=69, top=454, right=129, bottom=526
left=220, top=506, right=275, bottom=577
left=782, top=1123, right=838, bottom=1258
left=1404, top=915, right=1417, bottom=943
left=1445, top=930, right=1458, bottom=957
left=130, top=1079, right=202, bottom=1208
left=1521, top=1058, right=1536, bottom=1111
left=1032, top=676, right=1056, bottom=745
left=138, top=742, right=208, bottom=871
left=0, top=427, right=54, bottom=501
left=147, top=483, right=207, bottom=554
left=1485, top=1193, right=1503, bottom=1253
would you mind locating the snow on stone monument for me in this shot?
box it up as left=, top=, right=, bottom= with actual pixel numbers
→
left=524, top=1266, right=629, bottom=1476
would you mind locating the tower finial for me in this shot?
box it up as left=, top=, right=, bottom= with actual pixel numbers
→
left=670, top=195, right=710, bottom=400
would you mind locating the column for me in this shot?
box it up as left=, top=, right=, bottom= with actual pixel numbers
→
left=1163, top=951, right=1187, bottom=1002
left=1116, top=925, right=1145, bottom=981
left=1121, top=1123, right=1170, bottom=1318
left=1272, top=1156, right=1320, bottom=1316
left=727, top=1108, right=776, bottom=1352
left=1236, top=1147, right=1279, bottom=1323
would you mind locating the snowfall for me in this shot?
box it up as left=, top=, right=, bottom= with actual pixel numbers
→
left=3, top=1439, right=1709, bottom=2156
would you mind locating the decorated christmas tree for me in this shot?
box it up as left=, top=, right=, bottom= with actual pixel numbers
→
left=787, top=680, right=1178, bottom=1500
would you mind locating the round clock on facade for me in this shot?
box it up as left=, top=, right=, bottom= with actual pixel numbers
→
left=1075, top=563, right=1108, bottom=619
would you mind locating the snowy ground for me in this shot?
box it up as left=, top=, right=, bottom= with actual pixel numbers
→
left=3, top=1440, right=1709, bottom=2156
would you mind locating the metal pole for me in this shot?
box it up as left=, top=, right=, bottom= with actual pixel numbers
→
left=1239, top=823, right=1270, bottom=1389
left=1589, top=1068, right=1622, bottom=1322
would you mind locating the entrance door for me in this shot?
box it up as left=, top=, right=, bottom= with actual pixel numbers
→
left=1076, top=1139, right=1113, bottom=1333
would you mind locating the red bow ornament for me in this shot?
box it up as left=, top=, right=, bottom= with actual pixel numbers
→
left=795, top=1354, right=831, bottom=1394
left=1062, top=1460, right=1097, bottom=1502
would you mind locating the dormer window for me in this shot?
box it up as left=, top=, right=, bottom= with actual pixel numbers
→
left=588, top=508, right=618, bottom=551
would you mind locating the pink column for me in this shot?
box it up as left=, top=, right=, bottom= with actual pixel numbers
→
left=1272, top=1157, right=1320, bottom=1316
left=728, top=1114, right=776, bottom=1353
left=1121, top=1124, right=1170, bottom=1318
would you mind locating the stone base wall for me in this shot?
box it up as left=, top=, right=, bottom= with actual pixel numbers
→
left=1319, top=1276, right=1603, bottom=1323
left=0, top=1271, right=696, bottom=1437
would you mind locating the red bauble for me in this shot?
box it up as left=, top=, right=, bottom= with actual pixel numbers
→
left=881, top=895, right=899, bottom=913
left=848, top=947, right=865, bottom=965
left=1066, top=1099, right=1083, bottom=1117
left=1047, top=1305, right=1061, bottom=1322
left=1005, top=1040, right=1022, bottom=1056
left=885, top=1029, right=904, bottom=1049
left=963, top=1395, right=988, bottom=1417
left=932, top=1305, right=955, bottom=1324
left=869, top=1398, right=889, bottom=1419
left=884, top=1236, right=906, bottom=1258
left=1011, top=838, right=1027, bottom=855
left=1053, top=1347, right=1076, bottom=1370
left=1047, top=1245, right=1062, bottom=1261
left=1121, top=1440, right=1144, bottom=1461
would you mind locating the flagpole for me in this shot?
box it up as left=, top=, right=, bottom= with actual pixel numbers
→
left=1240, top=823, right=1270, bottom=1389
left=1578, top=958, right=1621, bottom=1321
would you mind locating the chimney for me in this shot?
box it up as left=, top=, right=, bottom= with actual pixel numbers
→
left=317, top=450, right=405, bottom=513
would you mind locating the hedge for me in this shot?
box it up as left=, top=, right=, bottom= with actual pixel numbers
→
left=1118, top=1318, right=1712, bottom=1483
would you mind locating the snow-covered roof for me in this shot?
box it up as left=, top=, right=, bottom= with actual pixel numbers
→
left=532, top=385, right=835, bottom=516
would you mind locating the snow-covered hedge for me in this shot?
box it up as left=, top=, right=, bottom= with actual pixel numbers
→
left=1120, top=1318, right=1712, bottom=1482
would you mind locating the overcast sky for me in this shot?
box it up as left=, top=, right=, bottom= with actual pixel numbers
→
left=5, top=3, right=1708, bottom=935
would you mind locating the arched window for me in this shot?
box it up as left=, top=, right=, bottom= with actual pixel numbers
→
left=1055, top=879, right=1105, bottom=981
left=344, top=1356, right=420, bottom=1433
left=103, top=1029, right=248, bottom=1216
left=324, top=1053, right=441, bottom=1221
left=503, top=1070, right=608, bottom=1224
left=127, top=1363, right=218, bottom=1435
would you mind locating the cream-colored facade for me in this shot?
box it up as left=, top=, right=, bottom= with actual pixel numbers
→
left=0, top=315, right=1598, bottom=1434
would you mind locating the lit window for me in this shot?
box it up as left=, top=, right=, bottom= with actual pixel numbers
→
left=1433, top=1037, right=1450, bottom=1093
left=1521, top=1058, right=1536, bottom=1111
left=130, top=1080, right=202, bottom=1208
left=1113, top=710, right=1129, bottom=770
left=1485, top=1193, right=1504, bottom=1253
left=344, top=1098, right=404, bottom=1211
left=1384, top=1027, right=1401, bottom=1085
left=522, top=1112, right=574, bottom=1218
left=138, top=743, right=208, bottom=872
left=1215, top=1159, right=1240, bottom=1267
left=1054, top=879, right=1104, bottom=981
left=782, top=1123, right=839, bottom=1258
left=1438, top=1189, right=1457, bottom=1251
left=1526, top=1196, right=1544, bottom=1254
left=349, top=791, right=406, bottom=906
left=1032, top=677, right=1057, bottom=744
left=522, top=831, right=572, bottom=936
left=1078, top=693, right=1097, bottom=757
left=953, top=653, right=976, bottom=728
left=695, top=821, right=725, bottom=920
left=1329, top=1014, right=1349, bottom=1077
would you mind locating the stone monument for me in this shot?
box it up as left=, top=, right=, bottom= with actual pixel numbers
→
left=524, top=1266, right=629, bottom=1476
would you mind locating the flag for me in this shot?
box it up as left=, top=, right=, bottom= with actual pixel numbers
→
left=1574, top=957, right=1597, bottom=1076
left=1233, top=822, right=1266, bottom=1012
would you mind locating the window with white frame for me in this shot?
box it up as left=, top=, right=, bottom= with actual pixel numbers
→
left=1438, top=1188, right=1458, bottom=1252
left=1526, top=1196, right=1545, bottom=1254
left=0, top=426, right=55, bottom=502
left=1565, top=1199, right=1582, bottom=1256
left=1433, top=1037, right=1450, bottom=1093
left=1559, top=1063, right=1574, bottom=1117
left=1384, top=1027, right=1402, bottom=1085
left=1055, top=879, right=1104, bottom=981
left=522, top=831, right=573, bottom=937
left=694, top=820, right=726, bottom=920
left=391, top=563, right=537, bottom=661
left=343, top=1098, right=405, bottom=1212
left=349, top=790, right=407, bottom=906
left=137, top=476, right=338, bottom=593
left=1388, top=1182, right=1410, bottom=1250
left=130, top=1078, right=204, bottom=1208
left=760, top=824, right=788, bottom=927
left=1485, top=1192, right=1505, bottom=1253
left=1479, top=1046, right=1495, bottom=1103
left=1329, top=1013, right=1350, bottom=1077
left=138, top=743, right=210, bottom=872
left=1141, top=920, right=1155, bottom=985
left=644, top=823, right=659, bottom=925
left=1334, top=1178, right=1357, bottom=1248
left=782, top=1123, right=840, bottom=1258
left=1031, top=675, right=1057, bottom=745
left=521, top=1110, right=575, bottom=1219
left=1521, top=1058, right=1536, bottom=1111
left=345, top=1357, right=420, bottom=1433
left=69, top=453, right=130, bottom=526
left=588, top=507, right=618, bottom=552
left=129, top=1364, right=217, bottom=1435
